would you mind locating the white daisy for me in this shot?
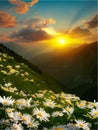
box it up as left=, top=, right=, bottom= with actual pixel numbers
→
left=63, top=107, right=74, bottom=115
left=21, top=114, right=32, bottom=124
left=43, top=99, right=56, bottom=108
left=52, top=111, right=64, bottom=117
left=75, top=120, right=90, bottom=130
left=4, top=82, right=12, bottom=87
left=27, top=119, right=39, bottom=128
left=0, top=96, right=14, bottom=106
left=11, top=123, right=23, bottom=130
left=33, top=107, right=50, bottom=122
left=89, top=107, right=98, bottom=118
left=7, top=111, right=22, bottom=121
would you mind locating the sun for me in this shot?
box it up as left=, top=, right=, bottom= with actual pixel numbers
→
left=58, top=37, right=67, bottom=46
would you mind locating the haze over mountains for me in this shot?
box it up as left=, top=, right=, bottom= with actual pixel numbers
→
left=30, top=41, right=97, bottom=101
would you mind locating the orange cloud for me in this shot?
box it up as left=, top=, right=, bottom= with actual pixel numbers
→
left=26, top=18, right=56, bottom=30
left=41, top=18, right=56, bottom=27
left=9, top=0, right=39, bottom=14
left=28, top=0, right=39, bottom=7
left=68, top=27, right=91, bottom=38
left=0, top=11, right=17, bottom=28
left=0, top=34, right=16, bottom=43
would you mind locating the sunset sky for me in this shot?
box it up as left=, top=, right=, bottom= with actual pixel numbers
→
left=0, top=0, right=97, bottom=56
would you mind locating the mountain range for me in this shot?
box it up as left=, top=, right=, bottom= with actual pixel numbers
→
left=30, top=42, right=97, bottom=101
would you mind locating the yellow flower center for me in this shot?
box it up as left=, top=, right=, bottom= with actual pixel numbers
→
left=3, top=100, right=8, bottom=105
left=7, top=109, right=12, bottom=113
left=13, top=125, right=17, bottom=130
left=28, top=122, right=33, bottom=126
left=66, top=108, right=70, bottom=112
left=79, top=123, right=83, bottom=127
left=38, top=112, right=43, bottom=117
left=55, top=128, right=64, bottom=130
left=16, top=101, right=22, bottom=105
left=66, top=99, right=71, bottom=104
left=23, top=117, right=27, bottom=121
left=80, top=103, right=84, bottom=107
left=94, top=111, right=98, bottom=115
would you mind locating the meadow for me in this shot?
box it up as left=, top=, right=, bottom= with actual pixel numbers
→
left=0, top=46, right=98, bottom=130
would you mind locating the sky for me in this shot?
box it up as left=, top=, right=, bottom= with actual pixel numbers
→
left=0, top=0, right=97, bottom=56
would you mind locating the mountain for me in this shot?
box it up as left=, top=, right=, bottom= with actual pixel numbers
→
left=0, top=43, right=97, bottom=130
left=30, top=42, right=97, bottom=101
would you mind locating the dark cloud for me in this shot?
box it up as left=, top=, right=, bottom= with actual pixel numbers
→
left=68, top=27, right=91, bottom=38
left=9, top=17, right=56, bottom=43
left=10, top=28, right=53, bottom=42
left=84, top=15, right=98, bottom=29
left=0, top=11, right=18, bottom=28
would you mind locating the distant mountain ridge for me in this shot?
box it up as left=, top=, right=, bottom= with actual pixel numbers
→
left=30, top=41, right=97, bottom=101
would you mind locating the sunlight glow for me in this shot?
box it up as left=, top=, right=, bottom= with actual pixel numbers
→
left=58, top=38, right=66, bottom=45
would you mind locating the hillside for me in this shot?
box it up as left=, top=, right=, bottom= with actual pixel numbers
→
left=30, top=42, right=97, bottom=101
left=0, top=44, right=64, bottom=97
left=0, top=44, right=98, bottom=130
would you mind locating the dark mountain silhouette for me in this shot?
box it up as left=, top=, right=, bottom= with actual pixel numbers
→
left=31, top=41, right=97, bottom=101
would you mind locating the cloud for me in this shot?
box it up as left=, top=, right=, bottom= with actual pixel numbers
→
left=67, top=14, right=97, bottom=41
left=9, top=0, right=39, bottom=14
left=27, top=18, right=56, bottom=30
left=10, top=28, right=53, bottom=42
left=0, top=11, right=18, bottom=28
left=68, top=27, right=91, bottom=38
left=0, top=34, right=16, bottom=43
left=28, top=0, right=39, bottom=6
left=84, top=15, right=98, bottom=29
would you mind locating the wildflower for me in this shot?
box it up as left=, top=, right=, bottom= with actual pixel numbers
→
left=15, top=98, right=31, bottom=108
left=27, top=119, right=39, bottom=128
left=9, top=68, right=17, bottom=74
left=36, top=93, right=44, bottom=98
left=77, top=101, right=87, bottom=108
left=50, top=125, right=75, bottom=130
left=11, top=123, right=23, bottom=130
left=7, top=111, right=22, bottom=121
left=24, top=72, right=29, bottom=76
left=6, top=108, right=14, bottom=113
left=1, top=70, right=8, bottom=75
left=21, top=114, right=32, bottom=124
left=15, top=65, right=21, bottom=69
left=63, top=107, right=74, bottom=115
left=7, top=65, right=12, bottom=69
left=4, top=82, right=12, bottom=87
left=33, top=107, right=50, bottom=122
left=89, top=107, right=98, bottom=119
left=43, top=99, right=56, bottom=108
left=29, top=79, right=34, bottom=82
left=0, top=64, right=3, bottom=67
left=75, top=120, right=90, bottom=130
left=0, top=96, right=14, bottom=106
left=52, top=111, right=64, bottom=117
